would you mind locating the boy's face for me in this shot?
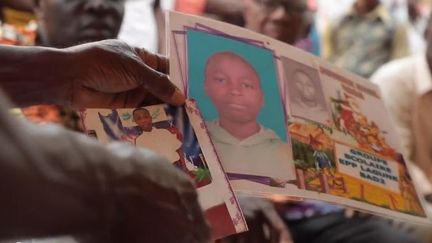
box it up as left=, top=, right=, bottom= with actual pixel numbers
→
left=35, top=0, right=125, bottom=47
left=204, top=53, right=264, bottom=124
left=293, top=71, right=316, bottom=103
left=133, top=110, right=152, bottom=131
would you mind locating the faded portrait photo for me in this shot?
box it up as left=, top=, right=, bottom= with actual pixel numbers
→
left=282, top=57, right=330, bottom=124
left=187, top=30, right=295, bottom=183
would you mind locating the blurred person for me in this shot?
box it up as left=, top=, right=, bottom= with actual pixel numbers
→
left=322, top=0, right=409, bottom=78
left=205, top=0, right=320, bottom=55
left=0, top=39, right=209, bottom=243
left=371, top=14, right=432, bottom=195
left=33, top=0, right=124, bottom=48
left=243, top=0, right=321, bottom=55
left=407, top=0, right=428, bottom=54
left=118, top=0, right=174, bottom=53
left=118, top=0, right=159, bottom=51
left=243, top=0, right=311, bottom=46
left=21, top=0, right=126, bottom=130
left=176, top=0, right=244, bottom=26
left=177, top=0, right=313, bottom=47
left=177, top=0, right=317, bottom=55
left=203, top=0, right=245, bottom=26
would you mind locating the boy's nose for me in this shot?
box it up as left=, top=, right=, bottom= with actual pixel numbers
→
left=229, top=84, right=243, bottom=96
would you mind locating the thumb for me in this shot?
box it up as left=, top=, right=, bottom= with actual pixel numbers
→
left=137, top=62, right=185, bottom=106
left=133, top=47, right=184, bottom=105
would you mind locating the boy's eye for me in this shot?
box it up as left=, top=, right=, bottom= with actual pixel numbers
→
left=214, top=77, right=226, bottom=84
left=241, top=82, right=254, bottom=89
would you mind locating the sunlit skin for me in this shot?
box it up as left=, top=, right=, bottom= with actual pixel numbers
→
left=133, top=109, right=153, bottom=132
left=204, top=52, right=264, bottom=140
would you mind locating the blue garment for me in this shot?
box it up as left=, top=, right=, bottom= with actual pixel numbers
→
left=313, top=150, right=332, bottom=170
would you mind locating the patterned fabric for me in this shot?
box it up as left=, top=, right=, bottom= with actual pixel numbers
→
left=322, top=4, right=409, bottom=78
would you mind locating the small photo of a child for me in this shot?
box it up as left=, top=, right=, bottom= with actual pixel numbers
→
left=83, top=105, right=213, bottom=188
left=282, top=57, right=330, bottom=124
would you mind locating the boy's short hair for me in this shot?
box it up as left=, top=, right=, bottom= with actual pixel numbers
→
left=132, top=108, right=150, bottom=117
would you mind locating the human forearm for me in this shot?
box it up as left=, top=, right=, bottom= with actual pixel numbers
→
left=0, top=45, right=73, bottom=107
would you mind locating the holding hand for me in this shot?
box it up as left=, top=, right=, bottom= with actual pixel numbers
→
left=66, top=39, right=185, bottom=108
left=0, top=40, right=185, bottom=108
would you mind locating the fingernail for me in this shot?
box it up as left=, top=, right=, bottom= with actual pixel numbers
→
left=171, top=88, right=186, bottom=106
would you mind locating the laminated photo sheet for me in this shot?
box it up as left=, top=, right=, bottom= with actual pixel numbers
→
left=80, top=103, right=247, bottom=240
left=168, top=11, right=431, bottom=224
left=170, top=16, right=299, bottom=195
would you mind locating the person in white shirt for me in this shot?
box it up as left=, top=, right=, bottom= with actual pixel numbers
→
left=371, top=15, right=432, bottom=194
left=133, top=108, right=182, bottom=163
left=118, top=0, right=174, bottom=52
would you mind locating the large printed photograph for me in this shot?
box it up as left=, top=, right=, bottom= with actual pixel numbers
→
left=169, top=11, right=429, bottom=223
left=186, top=30, right=294, bottom=186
